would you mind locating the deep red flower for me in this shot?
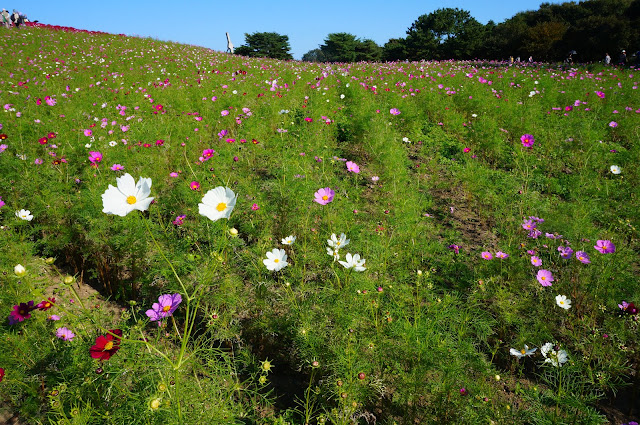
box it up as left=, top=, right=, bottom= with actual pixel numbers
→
left=38, top=137, right=48, bottom=145
left=9, top=301, right=35, bottom=324
left=90, top=329, right=122, bottom=361
left=0, top=134, right=7, bottom=140
left=0, top=367, right=4, bottom=382
left=48, top=132, right=57, bottom=139
left=37, top=298, right=56, bottom=311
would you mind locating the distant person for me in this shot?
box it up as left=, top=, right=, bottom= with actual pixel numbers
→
left=528, top=56, right=533, bottom=63
left=604, top=53, right=611, bottom=65
left=1, top=9, right=10, bottom=28
left=515, top=56, right=520, bottom=62
left=509, top=56, right=513, bottom=64
left=11, top=10, right=21, bottom=28
left=618, top=50, right=627, bottom=66
left=226, top=32, right=234, bottom=54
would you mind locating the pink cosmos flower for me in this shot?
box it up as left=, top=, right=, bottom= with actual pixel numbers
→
left=145, top=294, right=182, bottom=322
left=449, top=244, right=460, bottom=254
left=609, top=121, right=618, bottom=128
left=346, top=161, right=360, bottom=173
left=169, top=172, right=179, bottom=178
left=190, top=181, right=200, bottom=191
left=56, top=327, right=75, bottom=341
left=88, top=151, right=102, bottom=164
left=389, top=108, right=401, bottom=115
left=594, top=240, right=615, bottom=254
left=537, top=269, right=554, bottom=286
left=496, top=251, right=509, bottom=259
left=110, top=164, right=124, bottom=171
left=575, top=251, right=591, bottom=264
left=481, top=251, right=493, bottom=260
left=251, top=203, right=259, bottom=211
left=83, top=129, right=93, bottom=137
left=46, top=97, right=56, bottom=106
left=314, top=187, right=335, bottom=205
left=530, top=256, right=542, bottom=267
left=9, top=301, right=35, bottom=324
left=173, top=214, right=186, bottom=226
left=221, top=110, right=229, bottom=117
left=558, top=246, right=573, bottom=259
left=520, top=134, right=535, bottom=148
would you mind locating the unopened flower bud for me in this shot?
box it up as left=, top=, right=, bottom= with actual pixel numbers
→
left=63, top=275, right=75, bottom=285
left=229, top=227, right=238, bottom=237
left=14, top=264, right=26, bottom=277
left=45, top=257, right=55, bottom=265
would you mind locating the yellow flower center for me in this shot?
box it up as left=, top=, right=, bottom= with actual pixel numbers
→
left=162, top=305, right=171, bottom=312
left=322, top=195, right=328, bottom=201
left=104, top=341, right=114, bottom=351
left=521, top=349, right=526, bottom=355
left=541, top=276, right=546, bottom=281
left=216, top=202, right=227, bottom=211
left=150, top=399, right=161, bottom=410
left=274, top=259, right=279, bottom=263
left=126, top=196, right=137, bottom=205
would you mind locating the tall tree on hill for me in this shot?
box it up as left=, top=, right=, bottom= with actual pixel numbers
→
left=355, top=39, right=383, bottom=62
left=234, top=32, right=293, bottom=60
left=320, top=33, right=359, bottom=62
left=405, top=8, right=484, bottom=60
left=382, top=38, right=408, bottom=61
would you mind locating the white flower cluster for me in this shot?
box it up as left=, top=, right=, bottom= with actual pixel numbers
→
left=326, top=233, right=366, bottom=271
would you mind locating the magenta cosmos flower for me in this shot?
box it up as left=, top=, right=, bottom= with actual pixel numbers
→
left=536, top=269, right=554, bottom=286
left=346, top=161, right=360, bottom=173
left=146, top=294, right=182, bottom=322
left=495, top=251, right=509, bottom=259
left=314, top=187, right=335, bottom=205
left=594, top=240, right=615, bottom=254
left=88, top=151, right=102, bottom=164
left=9, top=301, right=35, bottom=324
left=575, top=251, right=591, bottom=264
left=520, top=134, right=535, bottom=148
left=389, top=108, right=401, bottom=115
left=609, top=121, right=618, bottom=128
left=56, top=327, right=75, bottom=341
left=481, top=251, right=493, bottom=260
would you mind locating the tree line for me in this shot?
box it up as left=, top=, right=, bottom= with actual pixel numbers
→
left=234, top=0, right=640, bottom=62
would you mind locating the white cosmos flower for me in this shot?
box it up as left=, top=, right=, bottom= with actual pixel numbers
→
left=326, top=247, right=340, bottom=261
left=509, top=345, right=537, bottom=359
left=555, top=294, right=572, bottom=310
left=610, top=165, right=621, bottom=174
left=541, top=342, right=568, bottom=367
left=263, top=248, right=288, bottom=271
left=16, top=209, right=33, bottom=221
left=281, top=235, right=296, bottom=245
left=327, top=233, right=349, bottom=250
left=338, top=253, right=366, bottom=271
left=199, top=187, right=237, bottom=222
left=101, top=173, right=154, bottom=217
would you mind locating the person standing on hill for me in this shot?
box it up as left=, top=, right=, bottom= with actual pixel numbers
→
left=604, top=53, right=611, bottom=65
left=1, top=9, right=10, bottom=28
left=11, top=10, right=21, bottom=28
left=618, top=50, right=627, bottom=66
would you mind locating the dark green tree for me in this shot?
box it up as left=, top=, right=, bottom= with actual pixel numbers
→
left=382, top=38, right=408, bottom=61
left=320, top=33, right=359, bottom=62
left=355, top=39, right=383, bottom=62
left=405, top=8, right=484, bottom=60
left=234, top=32, right=293, bottom=60
left=301, top=48, right=327, bottom=62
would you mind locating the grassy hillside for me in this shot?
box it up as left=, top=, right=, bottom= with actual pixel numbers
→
left=0, top=24, right=638, bottom=424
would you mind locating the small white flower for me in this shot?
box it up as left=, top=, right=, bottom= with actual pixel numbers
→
left=16, top=209, right=33, bottom=221
left=199, top=187, right=237, bottom=222
left=101, top=173, right=154, bottom=217
left=610, top=165, right=621, bottom=174
left=509, top=345, right=537, bottom=359
left=555, top=294, right=572, bottom=310
left=85, top=143, right=92, bottom=148
left=109, top=141, right=117, bottom=147
left=541, top=342, right=568, bottom=367
left=402, top=137, right=411, bottom=143
left=340, top=94, right=345, bottom=99
left=338, top=253, right=366, bottom=271
left=263, top=248, right=288, bottom=271
left=281, top=235, right=296, bottom=245
left=326, top=247, right=341, bottom=261
left=327, top=233, right=349, bottom=250
left=471, top=113, right=478, bottom=118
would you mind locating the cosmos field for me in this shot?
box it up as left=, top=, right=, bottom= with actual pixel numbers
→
left=0, top=24, right=639, bottom=424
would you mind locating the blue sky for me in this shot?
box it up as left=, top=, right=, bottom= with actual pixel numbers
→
left=16, top=0, right=567, bottom=59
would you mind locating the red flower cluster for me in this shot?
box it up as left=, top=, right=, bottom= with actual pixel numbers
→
left=90, top=329, right=123, bottom=361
